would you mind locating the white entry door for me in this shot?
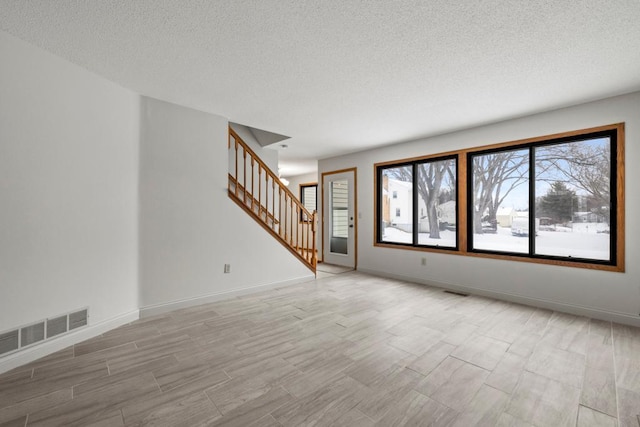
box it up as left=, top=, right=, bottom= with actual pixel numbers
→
left=322, top=169, right=356, bottom=268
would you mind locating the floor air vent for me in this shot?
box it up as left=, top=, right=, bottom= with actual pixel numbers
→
left=444, top=290, right=469, bottom=297
left=0, top=308, right=88, bottom=357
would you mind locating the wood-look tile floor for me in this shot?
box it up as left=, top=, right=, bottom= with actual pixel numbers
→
left=1, top=271, right=640, bottom=427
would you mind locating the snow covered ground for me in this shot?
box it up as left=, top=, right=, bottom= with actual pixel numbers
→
left=382, top=223, right=610, bottom=260
left=382, top=227, right=456, bottom=247
left=474, top=224, right=609, bottom=259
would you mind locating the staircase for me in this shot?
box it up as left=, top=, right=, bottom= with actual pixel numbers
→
left=228, top=127, right=317, bottom=272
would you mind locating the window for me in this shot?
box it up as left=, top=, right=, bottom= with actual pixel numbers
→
left=469, top=147, right=530, bottom=254
left=468, top=127, right=618, bottom=266
left=331, top=180, right=348, bottom=238
left=379, top=164, right=412, bottom=244
left=377, top=156, right=458, bottom=249
left=374, top=123, right=624, bottom=271
left=299, top=183, right=317, bottom=222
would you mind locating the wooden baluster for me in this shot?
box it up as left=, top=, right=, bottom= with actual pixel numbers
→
left=309, top=215, right=312, bottom=262
left=279, top=186, right=283, bottom=236
left=311, top=211, right=317, bottom=267
left=290, top=195, right=293, bottom=244
left=291, top=199, right=298, bottom=249
left=272, top=178, right=276, bottom=230
left=258, top=165, right=262, bottom=219
left=304, top=211, right=311, bottom=260
left=228, top=135, right=231, bottom=191
left=284, top=192, right=288, bottom=241
left=295, top=205, right=299, bottom=251
left=286, top=195, right=289, bottom=244
left=250, top=158, right=255, bottom=212
left=288, top=197, right=292, bottom=246
left=243, top=149, right=247, bottom=204
left=234, top=140, right=239, bottom=198
left=227, top=135, right=232, bottom=191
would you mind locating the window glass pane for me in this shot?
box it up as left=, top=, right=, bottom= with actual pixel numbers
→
left=300, top=184, right=317, bottom=221
left=471, top=148, right=530, bottom=254
left=380, top=166, right=413, bottom=244
left=417, top=159, right=456, bottom=247
left=534, top=138, right=611, bottom=260
left=302, top=185, right=317, bottom=212
left=331, top=180, right=349, bottom=239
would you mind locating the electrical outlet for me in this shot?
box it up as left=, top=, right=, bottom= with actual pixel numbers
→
left=224, top=264, right=231, bottom=273
left=421, top=257, right=427, bottom=266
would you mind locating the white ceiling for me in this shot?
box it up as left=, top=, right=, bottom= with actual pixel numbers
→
left=2, top=1, right=639, bottom=176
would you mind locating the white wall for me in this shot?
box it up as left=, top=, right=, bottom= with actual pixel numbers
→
left=319, top=92, right=640, bottom=326
left=0, top=31, right=139, bottom=340
left=286, top=172, right=319, bottom=201
left=0, top=32, right=312, bottom=373
left=139, top=97, right=313, bottom=314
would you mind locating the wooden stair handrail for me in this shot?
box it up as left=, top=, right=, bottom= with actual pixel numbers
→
left=227, top=127, right=316, bottom=272
left=229, top=128, right=316, bottom=221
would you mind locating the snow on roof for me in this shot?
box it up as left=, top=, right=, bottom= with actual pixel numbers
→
left=496, top=206, right=514, bottom=216
left=388, top=178, right=413, bottom=190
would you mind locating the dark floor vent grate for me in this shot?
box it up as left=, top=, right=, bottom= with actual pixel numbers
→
left=0, top=307, right=88, bottom=358
left=69, top=309, right=88, bottom=330
left=47, top=316, right=68, bottom=338
left=0, top=330, right=19, bottom=356
left=444, top=290, right=469, bottom=297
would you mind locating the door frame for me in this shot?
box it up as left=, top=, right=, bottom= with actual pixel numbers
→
left=321, top=167, right=357, bottom=269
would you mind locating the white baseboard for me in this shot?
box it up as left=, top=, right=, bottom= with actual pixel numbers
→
left=139, top=274, right=316, bottom=318
left=0, top=310, right=139, bottom=375
left=358, top=268, right=640, bottom=328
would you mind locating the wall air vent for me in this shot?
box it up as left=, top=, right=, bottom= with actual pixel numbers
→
left=46, top=315, right=68, bottom=338
left=21, top=322, right=45, bottom=347
left=0, top=330, right=19, bottom=356
left=69, top=309, right=88, bottom=330
left=0, top=307, right=88, bottom=358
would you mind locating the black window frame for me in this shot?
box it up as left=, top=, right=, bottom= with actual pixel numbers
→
left=376, top=154, right=459, bottom=251
left=467, top=128, right=618, bottom=267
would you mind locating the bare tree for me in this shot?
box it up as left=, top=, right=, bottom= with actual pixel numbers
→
left=472, top=150, right=528, bottom=234
left=417, top=160, right=453, bottom=239
left=536, top=140, right=610, bottom=223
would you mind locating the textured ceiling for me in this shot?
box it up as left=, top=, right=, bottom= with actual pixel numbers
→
left=1, top=0, right=639, bottom=176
